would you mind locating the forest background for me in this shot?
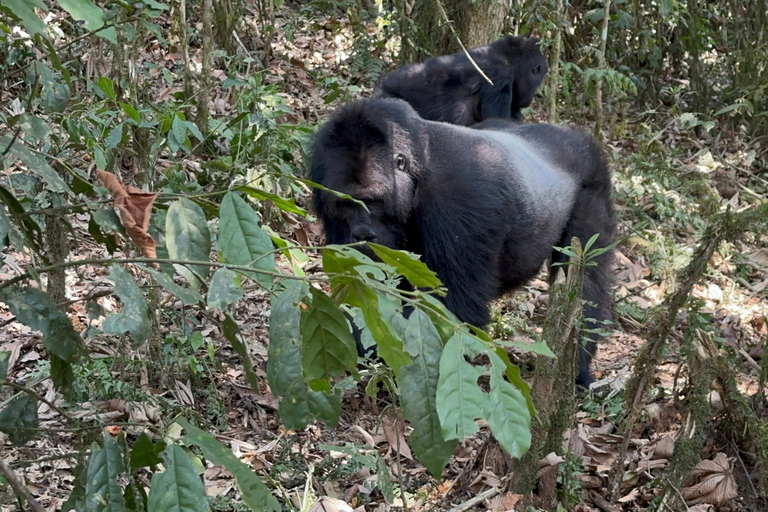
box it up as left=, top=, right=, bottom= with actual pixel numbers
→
left=0, top=0, right=767, bottom=510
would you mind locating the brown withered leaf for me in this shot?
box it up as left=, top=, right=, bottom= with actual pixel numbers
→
left=97, top=170, right=157, bottom=258
left=682, top=453, right=738, bottom=505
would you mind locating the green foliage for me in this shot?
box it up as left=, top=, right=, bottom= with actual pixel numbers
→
left=147, top=444, right=212, bottom=512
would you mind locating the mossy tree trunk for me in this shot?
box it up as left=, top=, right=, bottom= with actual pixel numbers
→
left=401, top=0, right=510, bottom=63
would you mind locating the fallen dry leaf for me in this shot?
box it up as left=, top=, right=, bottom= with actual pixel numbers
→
left=682, top=453, right=738, bottom=505
left=97, top=170, right=157, bottom=259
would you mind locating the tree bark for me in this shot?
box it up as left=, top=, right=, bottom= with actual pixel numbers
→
left=401, top=0, right=510, bottom=63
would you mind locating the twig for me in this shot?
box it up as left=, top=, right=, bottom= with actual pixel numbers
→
left=433, top=0, right=493, bottom=85
left=3, top=381, right=76, bottom=422
left=446, top=487, right=500, bottom=512
left=0, top=458, right=45, bottom=512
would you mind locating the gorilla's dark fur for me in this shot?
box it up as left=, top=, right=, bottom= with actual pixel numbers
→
left=310, top=98, right=614, bottom=387
left=372, top=36, right=547, bottom=125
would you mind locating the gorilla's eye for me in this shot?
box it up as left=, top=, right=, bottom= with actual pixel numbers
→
left=532, top=64, right=542, bottom=75
left=395, top=153, right=407, bottom=170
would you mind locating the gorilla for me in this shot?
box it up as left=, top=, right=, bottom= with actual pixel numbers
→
left=372, top=36, right=548, bottom=125
left=310, top=98, right=614, bottom=388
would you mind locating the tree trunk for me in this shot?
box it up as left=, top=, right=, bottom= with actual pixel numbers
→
left=401, top=0, right=510, bottom=63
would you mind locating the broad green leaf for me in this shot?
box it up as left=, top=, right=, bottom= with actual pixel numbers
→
left=166, top=198, right=211, bottom=289
left=147, top=444, right=211, bottom=512
left=376, top=455, right=395, bottom=503
left=105, top=123, right=123, bottom=149
left=137, top=264, right=203, bottom=305
left=0, top=351, right=9, bottom=382
left=436, top=332, right=489, bottom=442
left=239, top=185, right=307, bottom=215
left=369, top=244, right=442, bottom=289
left=300, top=288, right=357, bottom=384
left=29, top=61, right=70, bottom=113
left=497, top=339, right=556, bottom=358
left=171, top=115, right=187, bottom=145
left=119, top=102, right=141, bottom=123
left=50, top=354, right=75, bottom=397
left=97, top=76, right=116, bottom=100
left=102, top=265, right=151, bottom=346
left=57, top=0, right=104, bottom=31
left=267, top=281, right=342, bottom=429
left=0, top=287, right=85, bottom=363
left=18, top=113, right=52, bottom=140
left=0, top=394, right=38, bottom=445
left=129, top=432, right=166, bottom=469
left=207, top=268, right=243, bottom=310
left=0, top=136, right=73, bottom=195
left=4, top=0, right=47, bottom=34
left=184, top=120, right=204, bottom=141
left=91, top=208, right=124, bottom=235
left=179, top=419, right=280, bottom=511
left=267, top=281, right=307, bottom=397
left=336, top=277, right=410, bottom=375
left=84, top=433, right=127, bottom=512
left=400, top=310, right=456, bottom=478
left=0, top=208, right=10, bottom=253
left=494, top=348, right=535, bottom=417
left=486, top=352, right=531, bottom=458
left=221, top=314, right=260, bottom=394
left=219, top=192, right=275, bottom=289
left=266, top=228, right=307, bottom=276
left=322, top=245, right=389, bottom=279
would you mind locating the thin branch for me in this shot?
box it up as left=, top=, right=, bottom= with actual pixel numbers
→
left=0, top=458, right=45, bottom=512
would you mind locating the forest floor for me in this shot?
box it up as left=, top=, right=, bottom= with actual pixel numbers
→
left=2, top=3, right=768, bottom=512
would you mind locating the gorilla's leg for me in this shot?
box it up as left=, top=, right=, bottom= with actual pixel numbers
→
left=552, top=173, right=615, bottom=389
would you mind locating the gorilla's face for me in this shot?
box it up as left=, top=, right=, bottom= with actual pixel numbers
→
left=512, top=51, right=548, bottom=111
left=320, top=148, right=416, bottom=252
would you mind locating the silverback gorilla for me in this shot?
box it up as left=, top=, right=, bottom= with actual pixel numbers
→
left=310, top=98, right=615, bottom=387
left=372, top=36, right=547, bottom=125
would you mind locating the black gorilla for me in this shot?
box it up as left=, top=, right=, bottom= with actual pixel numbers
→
left=310, top=98, right=614, bottom=388
left=372, top=36, right=548, bottom=125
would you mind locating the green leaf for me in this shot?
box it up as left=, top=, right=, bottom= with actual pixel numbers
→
left=238, top=186, right=307, bottom=215
left=219, top=192, right=275, bottom=289
left=4, top=0, right=47, bottom=34
left=171, top=114, right=187, bottom=145
left=97, top=76, right=116, bottom=100
left=336, top=277, right=410, bottom=375
left=267, top=281, right=342, bottom=429
left=129, top=432, right=166, bottom=469
left=0, top=351, right=9, bottom=382
left=137, top=264, right=203, bottom=305
left=0, top=287, right=85, bottom=363
left=166, top=198, right=211, bottom=289
left=322, top=245, right=389, bottom=279
left=301, top=288, right=358, bottom=384
left=376, top=455, right=395, bottom=503
left=267, top=281, right=306, bottom=396
left=436, top=332, right=489, bottom=442
left=369, top=244, right=442, bottom=289
left=400, top=310, right=456, bottom=478
left=0, top=394, right=38, bottom=445
left=119, top=102, right=141, bottom=123
left=147, top=444, right=211, bottom=512
left=102, top=264, right=151, bottom=346
left=179, top=419, right=280, bottom=512
left=105, top=123, right=124, bottom=149
left=18, top=113, right=52, bottom=141
left=57, top=0, right=105, bottom=31
left=184, top=120, right=204, bottom=141
left=498, top=339, right=556, bottom=358
left=207, top=268, right=243, bottom=310
left=221, top=314, right=260, bottom=395
left=84, top=433, right=127, bottom=512
left=0, top=136, right=73, bottom=195
left=486, top=352, right=531, bottom=458
left=494, top=348, right=535, bottom=417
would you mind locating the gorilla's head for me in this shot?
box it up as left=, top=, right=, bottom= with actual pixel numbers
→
left=310, top=99, right=424, bottom=250
left=500, top=37, right=548, bottom=112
